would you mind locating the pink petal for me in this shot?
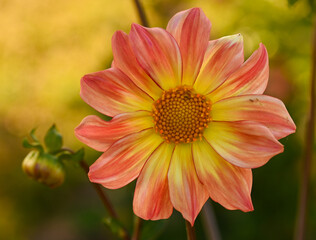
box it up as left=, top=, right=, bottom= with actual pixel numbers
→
left=89, top=129, right=163, bottom=189
left=129, top=24, right=182, bottom=90
left=133, top=143, right=174, bottom=220
left=204, top=121, right=284, bottom=168
left=194, top=34, right=244, bottom=94
left=112, top=31, right=163, bottom=99
left=212, top=95, right=296, bottom=139
left=168, top=144, right=208, bottom=225
left=166, top=8, right=211, bottom=85
left=80, top=68, right=153, bottom=117
left=192, top=139, right=253, bottom=211
left=75, top=111, right=154, bottom=152
left=208, top=43, right=269, bottom=103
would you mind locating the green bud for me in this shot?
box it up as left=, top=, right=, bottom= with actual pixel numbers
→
left=22, top=150, right=65, bottom=188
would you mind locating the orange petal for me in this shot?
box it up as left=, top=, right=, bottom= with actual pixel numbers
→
left=167, top=8, right=211, bottom=85
left=212, top=95, right=296, bottom=139
left=133, top=143, right=175, bottom=220
left=129, top=24, right=182, bottom=90
left=168, top=144, right=208, bottom=226
left=81, top=68, right=153, bottom=117
left=208, top=43, right=269, bottom=103
left=112, top=31, right=163, bottom=99
left=204, top=121, right=283, bottom=168
left=192, top=139, right=253, bottom=211
left=194, top=34, right=244, bottom=94
left=89, top=129, right=163, bottom=189
left=75, top=111, right=154, bottom=152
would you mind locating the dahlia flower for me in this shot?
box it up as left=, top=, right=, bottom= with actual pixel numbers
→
left=75, top=8, right=296, bottom=225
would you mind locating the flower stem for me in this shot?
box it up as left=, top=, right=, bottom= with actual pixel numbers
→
left=185, top=220, right=196, bottom=240
left=295, top=17, right=316, bottom=240
left=133, top=0, right=149, bottom=27
left=79, top=160, right=118, bottom=218
left=61, top=148, right=130, bottom=240
left=201, top=201, right=221, bottom=240
left=131, top=216, right=143, bottom=240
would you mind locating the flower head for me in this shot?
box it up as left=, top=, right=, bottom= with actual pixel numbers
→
left=75, top=8, right=296, bottom=225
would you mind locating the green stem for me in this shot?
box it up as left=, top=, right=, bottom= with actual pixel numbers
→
left=201, top=201, right=221, bottom=240
left=185, top=220, right=196, bottom=240
left=131, top=216, right=143, bottom=240
left=295, top=17, right=316, bottom=240
left=61, top=148, right=130, bottom=240
left=133, top=0, right=149, bottom=27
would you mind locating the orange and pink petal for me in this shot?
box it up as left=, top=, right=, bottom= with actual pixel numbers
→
left=208, top=43, right=269, bottom=103
left=204, top=121, right=284, bottom=168
left=211, top=95, right=296, bottom=139
left=192, top=139, right=253, bottom=212
left=75, top=111, right=154, bottom=152
left=112, top=31, right=163, bottom=99
left=133, top=143, right=175, bottom=220
left=194, top=34, right=244, bottom=95
left=129, top=24, right=182, bottom=90
left=167, top=8, right=211, bottom=86
left=168, top=144, right=208, bottom=225
left=81, top=68, right=153, bottom=117
left=89, top=129, right=163, bottom=189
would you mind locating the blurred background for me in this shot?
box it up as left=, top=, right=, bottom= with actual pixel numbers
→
left=0, top=0, right=315, bottom=239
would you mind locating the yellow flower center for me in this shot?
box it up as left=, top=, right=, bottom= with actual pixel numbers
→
left=152, top=86, right=212, bottom=144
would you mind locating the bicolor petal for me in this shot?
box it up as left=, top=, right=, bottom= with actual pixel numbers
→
left=192, top=139, right=253, bottom=211
left=89, top=129, right=163, bottom=189
left=81, top=68, right=153, bottom=117
left=168, top=144, right=208, bottom=225
left=194, top=34, right=244, bottom=95
left=133, top=143, right=174, bottom=220
left=112, top=31, right=163, bottom=99
left=208, top=43, right=269, bottom=103
left=204, top=121, right=284, bottom=168
left=75, top=111, right=154, bottom=152
left=212, top=95, right=296, bottom=139
left=129, top=24, right=182, bottom=90
left=167, top=8, right=211, bottom=85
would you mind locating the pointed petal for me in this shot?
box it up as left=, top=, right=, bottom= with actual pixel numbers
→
left=75, top=111, right=154, bottom=152
left=129, top=24, right=182, bottom=90
left=89, top=129, right=163, bottom=189
left=194, top=34, right=244, bottom=94
left=133, top=143, right=175, bottom=220
left=81, top=68, right=153, bottom=117
left=192, top=139, right=253, bottom=211
left=167, top=8, right=211, bottom=85
left=212, top=95, right=296, bottom=139
left=208, top=44, right=269, bottom=103
left=204, top=121, right=284, bottom=168
left=112, top=31, right=163, bottom=99
left=168, top=144, right=208, bottom=225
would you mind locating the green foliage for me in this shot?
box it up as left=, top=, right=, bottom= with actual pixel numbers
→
left=44, top=124, right=63, bottom=153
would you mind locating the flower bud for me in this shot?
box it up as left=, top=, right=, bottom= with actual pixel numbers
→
left=22, top=150, right=65, bottom=188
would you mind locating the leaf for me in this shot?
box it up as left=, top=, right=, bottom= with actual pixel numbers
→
left=30, top=128, right=40, bottom=142
left=58, top=148, right=84, bottom=163
left=103, top=217, right=129, bottom=239
left=22, top=138, right=43, bottom=152
left=44, top=124, right=63, bottom=153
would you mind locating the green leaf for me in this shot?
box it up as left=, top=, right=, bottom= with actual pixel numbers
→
left=29, top=128, right=39, bottom=142
left=58, top=148, right=84, bottom=163
left=44, top=124, right=63, bottom=153
left=103, top=217, right=128, bottom=239
left=22, top=138, right=43, bottom=152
